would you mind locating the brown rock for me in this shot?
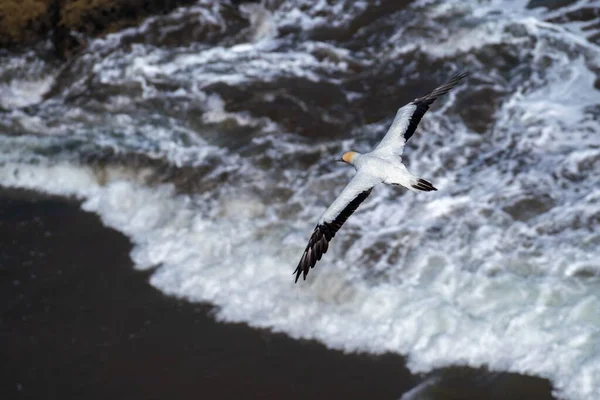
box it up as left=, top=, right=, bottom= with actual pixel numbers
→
left=0, top=0, right=55, bottom=46
left=0, top=0, right=199, bottom=57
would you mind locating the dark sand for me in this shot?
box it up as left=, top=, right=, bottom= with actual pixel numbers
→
left=0, top=188, right=556, bottom=400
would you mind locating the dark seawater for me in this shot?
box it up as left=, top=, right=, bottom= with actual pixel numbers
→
left=0, top=188, right=554, bottom=399
left=0, top=1, right=599, bottom=399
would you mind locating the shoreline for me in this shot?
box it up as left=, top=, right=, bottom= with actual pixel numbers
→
left=0, top=187, right=555, bottom=399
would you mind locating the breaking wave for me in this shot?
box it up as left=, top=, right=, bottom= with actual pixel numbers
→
left=1, top=1, right=599, bottom=399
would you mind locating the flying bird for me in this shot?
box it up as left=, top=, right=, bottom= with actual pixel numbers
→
left=294, top=72, right=468, bottom=283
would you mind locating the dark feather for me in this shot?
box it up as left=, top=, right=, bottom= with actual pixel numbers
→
left=294, top=188, right=373, bottom=283
left=412, top=178, right=437, bottom=191
left=404, top=72, right=469, bottom=142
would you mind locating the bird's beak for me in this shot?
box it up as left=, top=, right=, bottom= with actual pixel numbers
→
left=335, top=157, right=345, bottom=163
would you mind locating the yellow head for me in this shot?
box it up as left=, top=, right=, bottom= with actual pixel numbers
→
left=341, top=151, right=358, bottom=164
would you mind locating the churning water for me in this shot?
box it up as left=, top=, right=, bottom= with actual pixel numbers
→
left=1, top=1, right=599, bottom=398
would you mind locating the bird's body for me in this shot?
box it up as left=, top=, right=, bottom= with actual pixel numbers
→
left=353, top=153, right=417, bottom=188
left=294, top=72, right=468, bottom=283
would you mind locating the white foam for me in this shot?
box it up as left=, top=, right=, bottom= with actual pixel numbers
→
left=268, top=0, right=364, bottom=31
left=0, top=76, right=54, bottom=109
left=2, top=1, right=600, bottom=400
left=239, top=3, right=278, bottom=42
left=0, top=49, right=55, bottom=109
left=399, top=375, right=441, bottom=400
left=201, top=93, right=279, bottom=132
left=1, top=152, right=599, bottom=400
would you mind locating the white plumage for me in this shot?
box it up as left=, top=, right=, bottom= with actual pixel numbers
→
left=294, top=72, right=468, bottom=282
left=373, top=104, right=417, bottom=157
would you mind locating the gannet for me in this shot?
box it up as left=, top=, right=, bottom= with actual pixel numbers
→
left=294, top=72, right=468, bottom=283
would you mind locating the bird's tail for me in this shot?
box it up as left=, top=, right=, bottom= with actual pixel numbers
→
left=411, top=178, right=437, bottom=192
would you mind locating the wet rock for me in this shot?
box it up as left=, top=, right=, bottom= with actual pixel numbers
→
left=0, top=0, right=228, bottom=57
left=527, top=0, right=579, bottom=11
left=206, top=77, right=353, bottom=139
left=456, top=86, right=505, bottom=134
left=502, top=194, right=555, bottom=222
left=0, top=0, right=56, bottom=47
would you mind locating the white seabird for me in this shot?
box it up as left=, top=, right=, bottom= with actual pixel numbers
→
left=294, top=72, right=468, bottom=283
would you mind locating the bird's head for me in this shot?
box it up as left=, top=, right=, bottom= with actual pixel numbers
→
left=340, top=151, right=359, bottom=165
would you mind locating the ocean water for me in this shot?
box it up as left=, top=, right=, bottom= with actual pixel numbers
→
left=1, top=0, right=599, bottom=399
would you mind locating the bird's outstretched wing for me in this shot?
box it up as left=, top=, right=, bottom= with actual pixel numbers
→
left=372, top=72, right=469, bottom=157
left=294, top=172, right=382, bottom=283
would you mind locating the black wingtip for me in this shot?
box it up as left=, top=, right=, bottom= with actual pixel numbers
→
left=412, top=178, right=437, bottom=192
left=448, top=72, right=470, bottom=83
left=293, top=259, right=310, bottom=283
left=440, top=72, right=469, bottom=92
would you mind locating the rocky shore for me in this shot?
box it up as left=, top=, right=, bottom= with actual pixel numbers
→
left=0, top=0, right=221, bottom=56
